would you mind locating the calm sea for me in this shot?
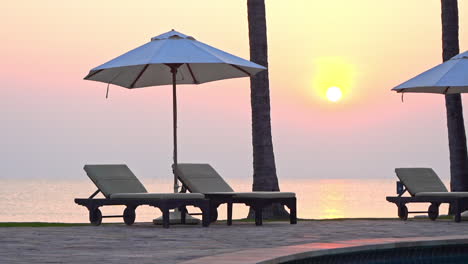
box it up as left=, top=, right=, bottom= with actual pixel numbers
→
left=0, top=178, right=449, bottom=223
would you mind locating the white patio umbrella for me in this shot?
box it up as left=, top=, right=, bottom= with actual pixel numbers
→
left=84, top=30, right=266, bottom=194
left=393, top=51, right=468, bottom=94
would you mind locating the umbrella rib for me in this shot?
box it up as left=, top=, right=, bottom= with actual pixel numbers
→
left=130, top=64, right=150, bottom=88
left=189, top=39, right=262, bottom=70
left=188, top=40, right=231, bottom=63
left=432, top=59, right=460, bottom=88
left=186, top=63, right=199, bottom=84
left=230, top=64, right=251, bottom=77
left=84, top=69, right=103, bottom=80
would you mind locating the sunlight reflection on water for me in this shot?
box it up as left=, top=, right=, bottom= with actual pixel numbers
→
left=0, top=178, right=449, bottom=223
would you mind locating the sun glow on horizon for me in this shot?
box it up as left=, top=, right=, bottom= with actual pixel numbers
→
left=312, top=57, right=355, bottom=104
left=326, top=86, right=342, bottom=102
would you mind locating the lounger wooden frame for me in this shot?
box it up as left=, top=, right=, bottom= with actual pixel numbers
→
left=386, top=194, right=468, bottom=222
left=196, top=194, right=297, bottom=226
left=232, top=196, right=297, bottom=226
left=174, top=163, right=297, bottom=226
left=386, top=168, right=468, bottom=222
left=75, top=189, right=211, bottom=228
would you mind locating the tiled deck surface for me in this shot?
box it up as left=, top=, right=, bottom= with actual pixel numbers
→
left=1, top=220, right=468, bottom=263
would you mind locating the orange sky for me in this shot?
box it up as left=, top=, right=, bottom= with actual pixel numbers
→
left=2, top=1, right=468, bottom=184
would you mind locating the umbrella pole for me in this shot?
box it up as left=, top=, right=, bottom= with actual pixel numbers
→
left=169, top=64, right=182, bottom=193
left=154, top=64, right=201, bottom=225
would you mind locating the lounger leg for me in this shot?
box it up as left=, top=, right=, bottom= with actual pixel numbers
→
left=180, top=206, right=186, bottom=225
left=453, top=200, right=462, bottom=223
left=397, top=203, right=408, bottom=221
left=123, top=206, right=136, bottom=226
left=254, top=206, right=263, bottom=226
left=288, top=198, right=297, bottom=224
left=209, top=202, right=219, bottom=223
left=201, top=202, right=210, bottom=227
left=89, top=207, right=102, bottom=226
left=227, top=201, right=233, bottom=226
left=162, top=208, right=170, bottom=228
left=428, top=203, right=439, bottom=221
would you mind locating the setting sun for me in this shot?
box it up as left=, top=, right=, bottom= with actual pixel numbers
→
left=312, top=57, right=355, bottom=104
left=326, top=86, right=342, bottom=102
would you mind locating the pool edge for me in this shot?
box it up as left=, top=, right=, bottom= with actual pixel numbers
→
left=179, top=235, right=468, bottom=264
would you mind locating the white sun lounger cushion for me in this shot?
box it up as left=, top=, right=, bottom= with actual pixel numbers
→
left=110, top=192, right=205, bottom=199
left=233, top=192, right=295, bottom=199
left=395, top=168, right=448, bottom=195
left=176, top=163, right=296, bottom=198
left=415, top=192, right=468, bottom=198
left=176, top=163, right=234, bottom=193
left=84, top=164, right=148, bottom=198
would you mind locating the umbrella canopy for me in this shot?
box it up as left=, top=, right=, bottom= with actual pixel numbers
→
left=392, top=50, right=468, bottom=94
left=85, top=30, right=265, bottom=87
left=84, top=30, right=266, bottom=193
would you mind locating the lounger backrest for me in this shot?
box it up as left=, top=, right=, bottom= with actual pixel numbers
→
left=395, top=168, right=448, bottom=196
left=175, top=163, right=234, bottom=193
left=84, top=164, right=148, bottom=198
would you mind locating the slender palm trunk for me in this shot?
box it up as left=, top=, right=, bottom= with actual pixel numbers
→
left=441, top=0, right=468, bottom=194
left=247, top=0, right=288, bottom=218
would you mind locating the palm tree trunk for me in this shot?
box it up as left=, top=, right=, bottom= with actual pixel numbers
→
left=247, top=0, right=288, bottom=219
left=441, top=0, right=468, bottom=194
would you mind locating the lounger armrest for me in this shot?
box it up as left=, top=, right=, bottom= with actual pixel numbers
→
left=89, top=189, right=101, bottom=199
left=396, top=181, right=407, bottom=197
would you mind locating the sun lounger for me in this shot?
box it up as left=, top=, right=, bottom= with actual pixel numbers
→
left=386, top=168, right=468, bottom=222
left=74, top=164, right=210, bottom=228
left=174, top=163, right=297, bottom=226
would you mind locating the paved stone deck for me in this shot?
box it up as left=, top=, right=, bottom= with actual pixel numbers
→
left=2, top=220, right=468, bottom=263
